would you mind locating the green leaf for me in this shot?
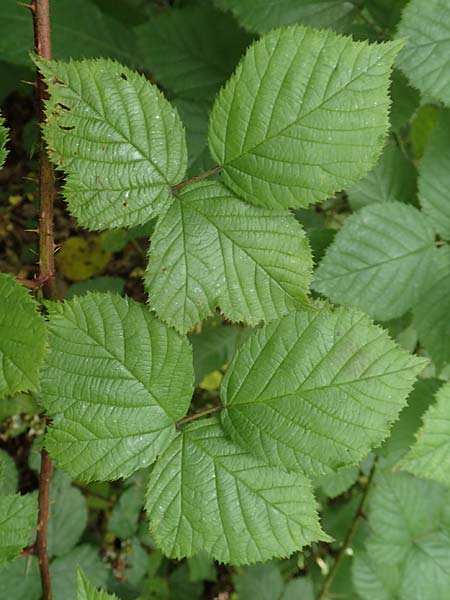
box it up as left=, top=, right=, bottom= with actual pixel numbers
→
left=347, top=141, right=417, bottom=210
left=396, top=0, right=450, bottom=107
left=145, top=417, right=327, bottom=564
left=187, top=551, right=216, bottom=583
left=209, top=27, right=401, bottom=210
left=389, top=70, right=420, bottom=133
left=47, top=472, right=88, bottom=558
left=146, top=181, right=312, bottom=333
left=0, top=556, right=41, bottom=600
left=366, top=0, right=409, bottom=32
left=67, top=276, right=125, bottom=299
left=378, top=379, right=440, bottom=467
left=0, top=493, right=37, bottom=567
left=135, top=6, right=251, bottom=101
left=41, top=293, right=193, bottom=481
left=75, top=569, right=118, bottom=600
left=234, top=563, right=284, bottom=600
left=39, top=58, right=187, bottom=230
left=221, top=0, right=357, bottom=34
left=0, top=449, right=18, bottom=495
left=109, top=482, right=144, bottom=540
left=0, top=114, right=7, bottom=169
left=418, top=110, right=450, bottom=240
left=353, top=472, right=450, bottom=600
left=413, top=246, right=450, bottom=372
left=0, top=0, right=139, bottom=68
left=50, top=545, right=109, bottom=600
left=410, top=104, right=440, bottom=160
left=401, top=382, right=450, bottom=486
left=0, top=274, right=47, bottom=398
left=313, top=203, right=436, bottom=321
left=221, top=305, right=425, bottom=476
left=315, top=466, right=359, bottom=499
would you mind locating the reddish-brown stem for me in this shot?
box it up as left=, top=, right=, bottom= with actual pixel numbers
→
left=176, top=404, right=223, bottom=429
left=32, top=1, right=55, bottom=598
left=171, top=165, right=222, bottom=192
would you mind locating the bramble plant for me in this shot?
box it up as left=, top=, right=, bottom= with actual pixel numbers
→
left=1, top=0, right=450, bottom=599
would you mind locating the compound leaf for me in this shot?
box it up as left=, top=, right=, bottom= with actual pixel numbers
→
left=313, top=203, right=436, bottom=321
left=39, top=58, right=187, bottom=230
left=76, top=569, right=118, bottom=600
left=209, top=26, right=401, bottom=210
left=221, top=305, right=425, bottom=476
left=401, top=383, right=450, bottom=487
left=145, top=417, right=327, bottom=564
left=0, top=493, right=37, bottom=567
left=40, top=293, right=193, bottom=482
left=135, top=6, right=251, bottom=101
left=347, top=141, right=417, bottom=210
left=0, top=274, right=47, bottom=399
left=396, top=0, right=450, bottom=107
left=220, top=0, right=357, bottom=34
left=146, top=180, right=312, bottom=332
left=413, top=246, right=450, bottom=371
left=418, top=110, right=450, bottom=240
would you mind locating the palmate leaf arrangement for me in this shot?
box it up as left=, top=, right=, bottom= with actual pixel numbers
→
left=2, top=0, right=450, bottom=581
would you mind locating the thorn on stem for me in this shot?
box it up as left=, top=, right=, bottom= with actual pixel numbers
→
left=17, top=1, right=36, bottom=13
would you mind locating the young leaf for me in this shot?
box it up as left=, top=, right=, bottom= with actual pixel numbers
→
left=353, top=472, right=450, bottom=599
left=146, top=180, right=312, bottom=333
left=145, top=417, right=327, bottom=565
left=0, top=493, right=37, bottom=567
left=396, top=0, right=450, bottom=107
left=40, top=293, right=193, bottom=481
left=209, top=26, right=402, bottom=210
left=418, top=110, right=450, bottom=240
left=400, top=383, right=450, bottom=487
left=221, top=305, right=425, bottom=476
left=75, top=568, right=118, bottom=600
left=0, top=274, right=47, bottom=399
left=220, top=0, right=357, bottom=34
left=0, top=114, right=7, bottom=169
left=135, top=6, right=251, bottom=101
left=347, top=141, right=417, bottom=210
left=39, top=58, right=187, bottom=230
left=313, top=203, right=436, bottom=321
left=412, top=247, right=450, bottom=371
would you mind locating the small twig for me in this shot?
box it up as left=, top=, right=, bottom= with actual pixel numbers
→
left=176, top=405, right=223, bottom=430
left=317, top=461, right=377, bottom=600
left=171, top=165, right=222, bottom=192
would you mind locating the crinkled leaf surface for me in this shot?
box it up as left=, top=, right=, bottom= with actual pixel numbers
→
left=0, top=274, right=46, bottom=398
left=0, top=115, right=7, bottom=169
left=209, top=26, right=401, bottom=210
left=353, top=472, right=450, bottom=600
left=0, top=0, right=139, bottom=68
left=135, top=6, right=251, bottom=101
left=418, top=110, right=450, bottom=240
left=413, top=247, right=450, bottom=372
left=146, top=181, right=312, bottom=332
left=221, top=0, right=357, bottom=34
left=41, top=293, right=193, bottom=481
left=313, top=203, right=436, bottom=321
left=401, top=383, right=450, bottom=486
left=76, top=569, right=118, bottom=600
left=39, top=58, right=187, bottom=230
left=221, top=305, right=425, bottom=476
left=146, top=417, right=327, bottom=564
left=396, top=0, right=450, bottom=107
left=0, top=493, right=37, bottom=567
left=347, top=141, right=417, bottom=210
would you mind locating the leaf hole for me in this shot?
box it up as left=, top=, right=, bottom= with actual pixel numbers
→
left=59, top=125, right=75, bottom=131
